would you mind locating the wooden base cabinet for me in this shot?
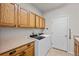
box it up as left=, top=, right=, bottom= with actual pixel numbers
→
left=74, top=39, right=79, bottom=56
left=0, top=41, right=35, bottom=56
left=24, top=47, right=34, bottom=56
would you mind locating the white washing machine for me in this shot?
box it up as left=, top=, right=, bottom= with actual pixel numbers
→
left=35, top=35, right=51, bottom=56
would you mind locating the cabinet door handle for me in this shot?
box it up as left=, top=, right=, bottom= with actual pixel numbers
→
left=9, top=50, right=16, bottom=55
left=27, top=44, right=31, bottom=47
left=69, top=28, right=71, bottom=39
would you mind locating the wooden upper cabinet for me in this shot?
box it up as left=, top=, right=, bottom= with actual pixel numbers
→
left=40, top=17, right=43, bottom=28
left=40, top=17, right=45, bottom=29
left=36, top=15, right=40, bottom=28
left=18, top=8, right=28, bottom=27
left=0, top=4, right=17, bottom=26
left=42, top=18, right=45, bottom=28
left=29, top=12, right=35, bottom=28
left=0, top=3, right=45, bottom=29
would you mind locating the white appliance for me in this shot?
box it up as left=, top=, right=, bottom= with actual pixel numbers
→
left=35, top=35, right=51, bottom=56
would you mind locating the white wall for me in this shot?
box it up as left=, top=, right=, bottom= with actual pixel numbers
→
left=43, top=4, right=79, bottom=54
left=0, top=3, right=43, bottom=49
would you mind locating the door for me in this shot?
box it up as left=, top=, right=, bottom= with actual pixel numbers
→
left=52, top=17, right=68, bottom=51
left=0, top=4, right=16, bottom=26
left=29, top=12, right=35, bottom=28
left=18, top=8, right=28, bottom=27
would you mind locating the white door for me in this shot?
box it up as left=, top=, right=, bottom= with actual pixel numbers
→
left=52, top=17, right=68, bottom=51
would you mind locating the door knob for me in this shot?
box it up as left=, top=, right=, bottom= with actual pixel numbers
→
left=69, top=29, right=71, bottom=39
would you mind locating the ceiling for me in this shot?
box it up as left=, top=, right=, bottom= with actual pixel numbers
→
left=31, top=3, right=67, bottom=13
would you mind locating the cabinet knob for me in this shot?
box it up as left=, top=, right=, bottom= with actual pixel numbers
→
left=9, top=50, right=16, bottom=55
left=27, top=44, right=31, bottom=47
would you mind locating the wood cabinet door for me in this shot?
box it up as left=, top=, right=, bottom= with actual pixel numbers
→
left=36, top=15, right=40, bottom=28
left=74, top=40, right=79, bottom=56
left=29, top=12, right=35, bottom=28
left=0, top=4, right=16, bottom=26
left=42, top=18, right=45, bottom=28
left=74, top=42, right=77, bottom=56
left=15, top=51, right=25, bottom=56
left=77, top=45, right=79, bottom=56
left=18, top=8, right=28, bottom=27
left=40, top=17, right=43, bottom=28
left=24, top=47, right=34, bottom=56
left=40, top=17, right=45, bottom=29
left=0, top=4, right=1, bottom=25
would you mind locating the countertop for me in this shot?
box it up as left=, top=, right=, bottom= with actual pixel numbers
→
left=75, top=37, right=79, bottom=42
left=0, top=37, right=36, bottom=54
left=74, top=35, right=79, bottom=41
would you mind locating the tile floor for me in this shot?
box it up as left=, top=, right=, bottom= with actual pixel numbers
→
left=47, top=48, right=74, bottom=56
